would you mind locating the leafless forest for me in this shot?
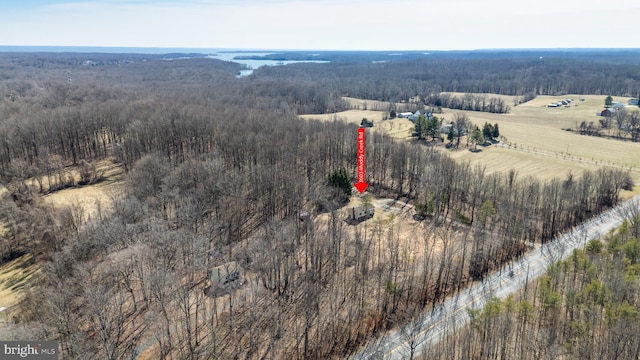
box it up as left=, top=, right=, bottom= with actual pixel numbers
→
left=0, top=52, right=636, bottom=359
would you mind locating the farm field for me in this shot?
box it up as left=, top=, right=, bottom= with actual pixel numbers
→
left=303, top=94, right=640, bottom=186
left=299, top=109, right=415, bottom=139
left=439, top=94, right=640, bottom=184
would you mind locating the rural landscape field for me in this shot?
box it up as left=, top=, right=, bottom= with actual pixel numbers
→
left=304, top=93, right=640, bottom=185
left=0, top=47, right=640, bottom=360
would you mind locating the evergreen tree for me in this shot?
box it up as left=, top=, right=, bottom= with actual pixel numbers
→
left=471, top=126, right=485, bottom=150
left=414, top=114, right=428, bottom=139
left=447, top=125, right=454, bottom=143
left=426, top=115, right=441, bottom=140
left=605, top=95, right=613, bottom=107
left=328, top=167, right=352, bottom=197
left=482, top=122, right=494, bottom=140
left=492, top=123, right=500, bottom=139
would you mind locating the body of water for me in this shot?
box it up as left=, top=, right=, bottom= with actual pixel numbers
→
left=208, top=52, right=329, bottom=77
left=0, top=47, right=330, bottom=77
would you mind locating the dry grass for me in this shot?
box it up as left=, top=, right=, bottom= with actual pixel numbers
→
left=300, top=109, right=386, bottom=124
left=42, top=159, right=125, bottom=223
left=433, top=94, right=640, bottom=184
left=0, top=255, right=37, bottom=311
left=303, top=94, right=640, bottom=190
left=0, top=160, right=125, bottom=313
left=300, top=110, right=415, bottom=139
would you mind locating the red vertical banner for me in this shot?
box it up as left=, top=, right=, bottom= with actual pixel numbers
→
left=354, top=128, right=368, bottom=194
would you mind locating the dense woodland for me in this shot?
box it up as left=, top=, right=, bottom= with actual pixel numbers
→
left=0, top=51, right=637, bottom=359
left=253, top=51, right=640, bottom=106
left=429, top=210, right=640, bottom=360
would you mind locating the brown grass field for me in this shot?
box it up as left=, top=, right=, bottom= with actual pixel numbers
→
left=302, top=94, right=640, bottom=189
left=0, top=160, right=125, bottom=309
left=299, top=109, right=415, bottom=139
left=42, top=159, right=125, bottom=223
left=0, top=255, right=36, bottom=312
left=439, top=94, right=640, bottom=186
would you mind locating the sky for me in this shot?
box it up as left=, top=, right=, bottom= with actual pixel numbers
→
left=1, top=0, right=639, bottom=51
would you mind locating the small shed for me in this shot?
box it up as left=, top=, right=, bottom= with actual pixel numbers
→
left=348, top=205, right=375, bottom=222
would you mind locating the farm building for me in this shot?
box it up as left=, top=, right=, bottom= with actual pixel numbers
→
left=406, top=111, right=434, bottom=122
left=600, top=108, right=617, bottom=117
left=398, top=112, right=414, bottom=118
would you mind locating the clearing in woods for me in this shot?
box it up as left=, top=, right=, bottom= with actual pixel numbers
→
left=0, top=159, right=126, bottom=312
left=42, top=159, right=126, bottom=222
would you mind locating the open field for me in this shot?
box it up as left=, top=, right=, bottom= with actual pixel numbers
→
left=0, top=255, right=36, bottom=312
left=0, top=160, right=125, bottom=316
left=303, top=94, right=640, bottom=185
left=300, top=110, right=415, bottom=139
left=342, top=96, right=393, bottom=111
left=437, top=94, right=640, bottom=183
left=42, top=159, right=125, bottom=223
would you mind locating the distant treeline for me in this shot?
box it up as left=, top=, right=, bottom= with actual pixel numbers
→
left=236, top=49, right=640, bottom=65
left=424, top=93, right=518, bottom=114
left=252, top=54, right=640, bottom=106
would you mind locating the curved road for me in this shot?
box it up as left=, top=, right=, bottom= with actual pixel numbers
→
left=350, top=195, right=640, bottom=360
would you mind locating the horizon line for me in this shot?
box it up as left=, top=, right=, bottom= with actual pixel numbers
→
left=2, top=45, right=640, bottom=54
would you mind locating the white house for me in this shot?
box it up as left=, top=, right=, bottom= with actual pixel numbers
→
left=408, top=110, right=421, bottom=122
